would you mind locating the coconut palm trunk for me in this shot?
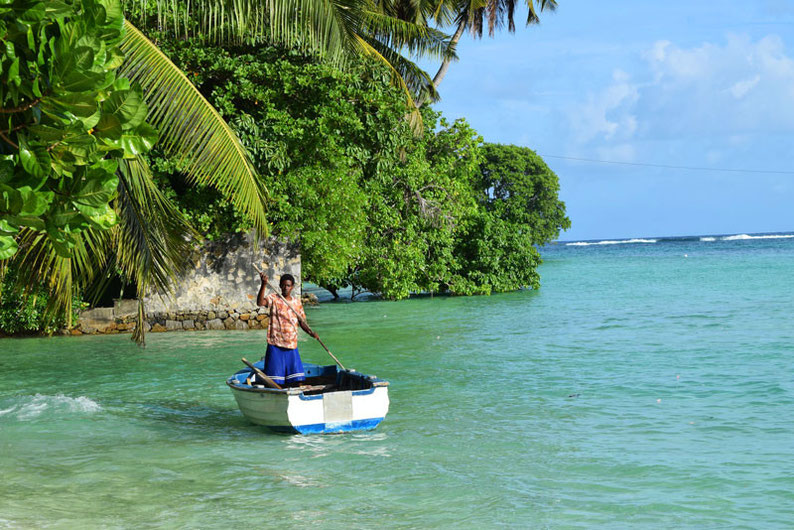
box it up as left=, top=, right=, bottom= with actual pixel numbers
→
left=417, top=0, right=557, bottom=107
left=432, top=18, right=468, bottom=88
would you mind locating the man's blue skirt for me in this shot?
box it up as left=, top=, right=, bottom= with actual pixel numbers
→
left=262, top=343, right=305, bottom=385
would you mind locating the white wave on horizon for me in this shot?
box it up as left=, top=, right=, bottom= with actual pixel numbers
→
left=566, top=238, right=658, bottom=246
left=1, top=394, right=101, bottom=420
left=700, top=237, right=717, bottom=242
left=722, top=234, right=794, bottom=241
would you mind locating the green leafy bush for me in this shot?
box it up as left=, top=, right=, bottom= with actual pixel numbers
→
left=0, top=0, right=156, bottom=259
left=0, top=267, right=86, bottom=334
left=148, top=42, right=570, bottom=299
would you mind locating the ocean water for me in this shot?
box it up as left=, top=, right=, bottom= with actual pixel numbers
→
left=1, top=232, right=793, bottom=528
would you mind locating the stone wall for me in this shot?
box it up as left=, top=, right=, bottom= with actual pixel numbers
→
left=71, top=301, right=272, bottom=336
left=145, top=233, right=301, bottom=312
left=71, top=233, right=309, bottom=336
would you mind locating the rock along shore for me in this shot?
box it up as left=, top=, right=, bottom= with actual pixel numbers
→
left=60, top=294, right=319, bottom=337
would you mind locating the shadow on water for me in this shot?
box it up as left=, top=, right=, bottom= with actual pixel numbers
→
left=111, top=398, right=292, bottom=439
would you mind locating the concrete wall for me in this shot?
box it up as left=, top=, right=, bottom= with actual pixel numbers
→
left=72, top=233, right=304, bottom=335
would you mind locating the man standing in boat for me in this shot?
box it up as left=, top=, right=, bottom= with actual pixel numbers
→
left=256, top=272, right=318, bottom=387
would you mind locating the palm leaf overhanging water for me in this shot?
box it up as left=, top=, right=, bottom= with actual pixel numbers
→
left=3, top=0, right=467, bottom=342
left=118, top=21, right=268, bottom=236
left=123, top=0, right=458, bottom=113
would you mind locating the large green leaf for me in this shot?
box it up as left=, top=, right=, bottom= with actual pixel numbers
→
left=71, top=175, right=118, bottom=214
left=0, top=235, right=17, bottom=259
left=0, top=219, right=19, bottom=236
left=119, top=123, right=157, bottom=157
left=94, top=113, right=122, bottom=139
left=43, top=91, right=100, bottom=117
left=18, top=186, right=53, bottom=216
left=102, top=88, right=147, bottom=127
left=78, top=202, right=118, bottom=228
left=18, top=136, right=51, bottom=180
left=16, top=1, right=46, bottom=22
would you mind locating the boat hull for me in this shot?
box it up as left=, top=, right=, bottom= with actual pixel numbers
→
left=227, top=363, right=389, bottom=434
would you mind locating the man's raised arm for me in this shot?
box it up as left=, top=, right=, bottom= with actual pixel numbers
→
left=256, top=272, right=270, bottom=307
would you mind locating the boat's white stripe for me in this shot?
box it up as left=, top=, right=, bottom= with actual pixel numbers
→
left=285, top=373, right=305, bottom=380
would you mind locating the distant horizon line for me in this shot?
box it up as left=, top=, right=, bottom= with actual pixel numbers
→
left=554, top=229, right=794, bottom=244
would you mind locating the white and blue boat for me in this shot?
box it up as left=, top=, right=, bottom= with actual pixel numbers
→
left=227, top=361, right=390, bottom=434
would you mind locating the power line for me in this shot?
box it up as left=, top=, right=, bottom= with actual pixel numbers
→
left=539, top=154, right=794, bottom=175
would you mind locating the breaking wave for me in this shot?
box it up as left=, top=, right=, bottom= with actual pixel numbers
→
left=722, top=234, right=794, bottom=241
left=566, top=238, right=657, bottom=247
left=0, top=394, right=101, bottom=420
left=563, top=232, right=794, bottom=246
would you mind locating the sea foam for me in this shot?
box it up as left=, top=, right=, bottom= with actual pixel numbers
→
left=722, top=234, right=794, bottom=241
left=0, top=394, right=101, bottom=420
left=566, top=238, right=657, bottom=246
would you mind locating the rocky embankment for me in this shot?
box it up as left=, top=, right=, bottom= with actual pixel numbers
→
left=63, top=295, right=318, bottom=336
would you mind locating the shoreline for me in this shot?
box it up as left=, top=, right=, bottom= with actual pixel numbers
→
left=0, top=293, right=320, bottom=340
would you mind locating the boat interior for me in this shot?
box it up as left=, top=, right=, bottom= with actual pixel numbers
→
left=230, top=362, right=386, bottom=395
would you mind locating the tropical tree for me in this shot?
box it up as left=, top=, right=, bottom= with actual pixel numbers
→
left=146, top=42, right=569, bottom=301
left=450, top=142, right=570, bottom=294
left=1, top=0, right=266, bottom=342
left=123, top=0, right=458, bottom=125
left=0, top=0, right=156, bottom=262
left=416, top=0, right=557, bottom=105
left=1, top=0, right=469, bottom=341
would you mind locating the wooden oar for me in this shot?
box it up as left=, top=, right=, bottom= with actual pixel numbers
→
left=241, top=357, right=282, bottom=389
left=253, top=264, right=347, bottom=370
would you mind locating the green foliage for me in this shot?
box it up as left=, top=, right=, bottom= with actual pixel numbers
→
left=353, top=113, right=484, bottom=298
left=0, top=0, right=156, bottom=259
left=0, top=266, right=86, bottom=334
left=451, top=142, right=571, bottom=294
left=477, top=143, right=571, bottom=243
left=149, top=41, right=570, bottom=299
left=147, top=43, right=401, bottom=283
left=117, top=21, right=267, bottom=236
left=121, top=0, right=455, bottom=114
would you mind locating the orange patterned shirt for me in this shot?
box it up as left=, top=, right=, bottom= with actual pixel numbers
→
left=265, top=293, right=305, bottom=349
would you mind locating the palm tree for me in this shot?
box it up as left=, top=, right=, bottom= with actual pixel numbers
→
left=416, top=0, right=557, bottom=106
left=4, top=1, right=459, bottom=343
left=125, top=0, right=458, bottom=124
left=7, top=19, right=269, bottom=344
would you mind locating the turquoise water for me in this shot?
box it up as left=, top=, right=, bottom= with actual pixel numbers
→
left=2, top=233, right=794, bottom=528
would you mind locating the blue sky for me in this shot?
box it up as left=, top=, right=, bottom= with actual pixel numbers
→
left=423, top=0, right=794, bottom=241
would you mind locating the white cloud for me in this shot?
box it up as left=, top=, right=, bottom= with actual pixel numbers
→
left=642, top=34, right=794, bottom=133
left=729, top=75, right=761, bottom=99
left=565, top=33, right=794, bottom=159
left=569, top=69, right=639, bottom=145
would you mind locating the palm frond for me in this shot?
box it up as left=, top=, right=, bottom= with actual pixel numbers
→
left=269, top=0, right=347, bottom=60
left=353, top=34, right=430, bottom=132
left=358, top=34, right=439, bottom=103
left=11, top=226, right=111, bottom=328
left=124, top=0, right=348, bottom=59
left=471, top=0, right=556, bottom=37
left=5, top=157, right=201, bottom=344
left=527, top=0, right=556, bottom=25
left=114, top=156, right=200, bottom=344
left=118, top=21, right=268, bottom=236
left=364, top=11, right=457, bottom=61
left=114, top=156, right=198, bottom=296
